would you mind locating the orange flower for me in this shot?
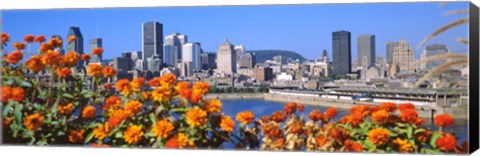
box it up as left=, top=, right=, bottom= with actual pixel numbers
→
left=3, top=117, right=13, bottom=128
left=107, top=109, right=126, bottom=127
left=160, top=74, right=177, bottom=86
left=327, top=126, right=350, bottom=144
left=67, top=36, right=76, bottom=43
left=131, top=77, right=146, bottom=92
left=104, top=83, right=113, bottom=90
left=392, top=137, right=413, bottom=153
left=7, top=50, right=23, bottom=65
left=124, top=125, right=144, bottom=144
left=178, top=88, right=192, bottom=100
left=13, top=42, right=26, bottom=50
left=367, top=128, right=390, bottom=146
left=1, top=32, right=10, bottom=44
left=271, top=111, right=287, bottom=123
left=220, top=115, right=235, bottom=132
left=82, top=105, right=97, bottom=119
left=350, top=105, right=371, bottom=117
left=141, top=91, right=151, bottom=101
left=166, top=133, right=194, bottom=148
left=189, top=92, right=203, bottom=104
left=323, top=107, right=337, bottom=122
left=24, top=113, right=44, bottom=131
left=57, top=68, right=72, bottom=78
left=87, top=63, right=103, bottom=77
left=283, top=102, right=297, bottom=115
left=203, top=99, right=222, bottom=114
left=398, top=103, right=415, bottom=111
left=399, top=109, right=418, bottom=123
left=39, top=43, right=53, bottom=54
left=115, top=79, right=132, bottom=96
left=68, top=129, right=85, bottom=143
left=101, top=65, right=116, bottom=78
left=104, top=96, right=121, bottom=111
left=152, top=119, right=174, bottom=139
left=345, top=112, right=364, bottom=127
left=372, top=109, right=390, bottom=124
left=34, top=35, right=46, bottom=43
left=25, top=55, right=46, bottom=73
left=314, top=135, right=330, bottom=148
left=379, top=102, right=397, bottom=112
left=174, top=81, right=190, bottom=93
left=24, top=35, right=35, bottom=43
left=48, top=37, right=62, bottom=48
left=11, top=87, right=25, bottom=102
left=260, top=116, right=271, bottom=123
left=344, top=140, right=364, bottom=152
left=152, top=85, right=172, bottom=102
left=434, top=114, right=454, bottom=128
left=192, top=81, right=210, bottom=94
left=57, top=103, right=75, bottom=115
left=262, top=123, right=283, bottom=138
left=124, top=100, right=143, bottom=117
left=413, top=117, right=426, bottom=125
left=93, top=123, right=111, bottom=140
left=290, top=121, right=304, bottom=134
left=297, top=104, right=305, bottom=112
left=148, top=77, right=161, bottom=87
left=236, top=111, right=255, bottom=125
left=41, top=50, right=62, bottom=66
left=92, top=47, right=103, bottom=55
left=186, top=108, right=208, bottom=127
left=61, top=51, right=79, bottom=67
left=414, top=129, right=431, bottom=142
left=81, top=53, right=90, bottom=61
left=308, top=110, right=323, bottom=122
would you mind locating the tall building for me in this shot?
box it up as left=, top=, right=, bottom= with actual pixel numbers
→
left=272, top=55, right=284, bottom=65
left=200, top=53, right=216, bottom=70
left=142, top=21, right=164, bottom=64
left=131, top=51, right=142, bottom=61
left=67, top=26, right=84, bottom=67
left=89, top=38, right=103, bottom=63
left=421, top=43, right=448, bottom=70
left=216, top=39, right=237, bottom=74
left=392, top=39, right=415, bottom=74
left=386, top=41, right=400, bottom=65
left=235, top=45, right=246, bottom=62
left=113, top=57, right=130, bottom=73
left=357, top=35, right=375, bottom=68
left=180, top=61, right=193, bottom=77
left=51, top=35, right=65, bottom=55
left=238, top=53, right=256, bottom=68
left=332, top=30, right=351, bottom=76
left=182, top=42, right=202, bottom=70
left=165, top=32, right=187, bottom=63
left=147, top=55, right=162, bottom=72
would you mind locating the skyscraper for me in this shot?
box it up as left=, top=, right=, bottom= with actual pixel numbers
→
left=332, top=30, right=351, bottom=76
left=67, top=26, right=84, bottom=67
left=200, top=53, right=216, bottom=70
left=51, top=35, right=65, bottom=55
left=142, top=21, right=163, bottom=64
left=216, top=39, right=237, bottom=74
left=422, top=43, right=448, bottom=70
left=182, top=42, right=202, bottom=70
left=89, top=38, right=102, bottom=63
left=164, top=32, right=187, bottom=66
left=238, top=53, right=256, bottom=69
left=357, top=35, right=375, bottom=68
left=386, top=41, right=400, bottom=65
left=392, top=39, right=415, bottom=74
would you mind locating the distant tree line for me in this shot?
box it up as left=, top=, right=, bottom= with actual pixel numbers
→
left=209, top=85, right=269, bottom=93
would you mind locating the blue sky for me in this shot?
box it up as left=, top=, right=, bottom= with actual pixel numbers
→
left=2, top=2, right=469, bottom=61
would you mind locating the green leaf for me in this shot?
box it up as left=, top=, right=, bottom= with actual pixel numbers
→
left=389, top=131, right=398, bottom=138
left=407, top=126, right=413, bottom=139
left=57, top=131, right=66, bottom=136
left=149, top=113, right=157, bottom=124
left=21, top=81, right=32, bottom=87
left=4, top=79, right=13, bottom=85
left=414, top=128, right=426, bottom=134
left=145, top=132, right=156, bottom=138
left=422, top=148, right=443, bottom=154
left=2, top=102, right=13, bottom=117
left=115, top=131, right=123, bottom=139
left=62, top=93, right=74, bottom=99
left=429, top=132, right=443, bottom=149
left=14, top=103, right=24, bottom=123
left=169, top=107, right=187, bottom=113
left=85, top=131, right=95, bottom=143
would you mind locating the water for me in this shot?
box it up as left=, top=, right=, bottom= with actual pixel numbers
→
left=220, top=99, right=469, bottom=147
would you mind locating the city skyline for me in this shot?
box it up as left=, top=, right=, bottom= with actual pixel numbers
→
left=2, top=2, right=469, bottom=61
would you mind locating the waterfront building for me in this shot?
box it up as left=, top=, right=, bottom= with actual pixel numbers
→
left=422, top=43, right=448, bottom=70
left=164, top=32, right=187, bottom=66
left=113, top=57, right=130, bottom=73
left=67, top=26, right=84, bottom=68
left=200, top=53, right=216, bottom=70
left=238, top=53, right=256, bottom=69
left=89, top=38, right=103, bottom=64
left=122, top=52, right=134, bottom=70
left=332, top=30, right=351, bottom=76
left=357, top=35, right=376, bottom=68
left=252, top=67, right=274, bottom=81
left=216, top=39, right=237, bottom=75
left=142, top=21, right=164, bottom=66
left=147, top=55, right=162, bottom=72
left=51, top=35, right=65, bottom=55
left=392, top=39, right=416, bottom=74
left=163, top=44, right=178, bottom=67
left=182, top=42, right=202, bottom=70
left=386, top=41, right=400, bottom=65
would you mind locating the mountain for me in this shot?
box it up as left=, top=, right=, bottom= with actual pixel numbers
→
left=246, top=50, right=306, bottom=63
